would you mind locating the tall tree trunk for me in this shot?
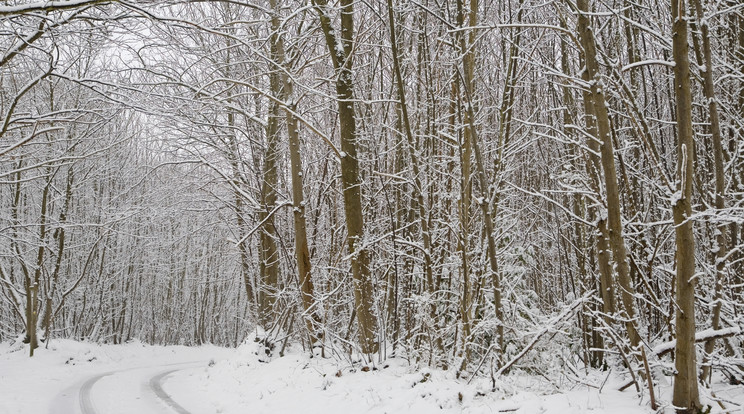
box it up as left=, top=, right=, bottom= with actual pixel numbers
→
left=41, top=165, right=74, bottom=339
left=9, top=159, right=33, bottom=351
left=269, top=0, right=323, bottom=347
left=576, top=0, right=640, bottom=349
left=29, top=172, right=52, bottom=355
left=575, top=41, right=617, bottom=327
left=670, top=0, right=701, bottom=410
left=313, top=0, right=379, bottom=354
left=385, top=0, right=441, bottom=356
left=228, top=129, right=256, bottom=312
left=221, top=22, right=257, bottom=317
left=258, top=30, right=283, bottom=330
left=559, top=28, right=604, bottom=367
left=734, top=10, right=744, bottom=297
left=691, top=0, right=727, bottom=384
left=453, top=0, right=476, bottom=370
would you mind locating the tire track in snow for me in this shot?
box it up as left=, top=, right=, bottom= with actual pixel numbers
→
left=149, top=369, right=193, bottom=414
left=79, top=371, right=114, bottom=414
left=74, top=361, right=204, bottom=414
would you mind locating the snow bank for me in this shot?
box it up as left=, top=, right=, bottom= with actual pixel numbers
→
left=165, top=338, right=653, bottom=414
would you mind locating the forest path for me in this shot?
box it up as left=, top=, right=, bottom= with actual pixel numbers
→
left=50, top=361, right=206, bottom=414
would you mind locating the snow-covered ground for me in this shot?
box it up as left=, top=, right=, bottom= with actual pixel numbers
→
left=0, top=339, right=231, bottom=414
left=164, top=340, right=649, bottom=414
left=1, top=337, right=741, bottom=414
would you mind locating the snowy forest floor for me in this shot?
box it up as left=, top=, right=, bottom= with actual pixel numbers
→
left=1, top=337, right=742, bottom=414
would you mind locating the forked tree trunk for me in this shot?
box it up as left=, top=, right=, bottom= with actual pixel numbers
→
left=559, top=28, right=605, bottom=367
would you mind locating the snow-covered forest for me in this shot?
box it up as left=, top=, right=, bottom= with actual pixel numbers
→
left=1, top=0, right=743, bottom=413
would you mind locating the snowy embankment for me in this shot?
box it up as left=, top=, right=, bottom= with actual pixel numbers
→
left=1, top=337, right=741, bottom=413
left=161, top=335, right=654, bottom=414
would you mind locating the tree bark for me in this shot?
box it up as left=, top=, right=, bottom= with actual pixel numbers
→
left=453, top=0, right=477, bottom=370
left=313, top=0, right=379, bottom=354
left=691, top=0, right=727, bottom=384
left=269, top=0, right=323, bottom=347
left=576, top=0, right=640, bottom=349
left=28, top=172, right=51, bottom=354
left=41, top=165, right=74, bottom=339
left=257, top=46, right=284, bottom=329
left=670, top=0, right=701, bottom=410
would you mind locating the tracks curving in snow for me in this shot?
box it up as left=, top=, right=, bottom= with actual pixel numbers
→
left=79, top=370, right=115, bottom=414
left=148, top=369, right=193, bottom=414
left=57, top=361, right=205, bottom=414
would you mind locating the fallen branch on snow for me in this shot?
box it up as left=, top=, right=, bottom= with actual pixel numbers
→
left=653, top=327, right=741, bottom=357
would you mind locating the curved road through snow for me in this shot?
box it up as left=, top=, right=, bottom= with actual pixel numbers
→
left=52, top=361, right=205, bottom=414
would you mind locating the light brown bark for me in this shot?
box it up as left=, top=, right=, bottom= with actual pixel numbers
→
left=559, top=30, right=601, bottom=367
left=313, top=0, right=379, bottom=354
left=670, top=0, right=701, bottom=410
left=692, top=0, right=727, bottom=384
left=576, top=55, right=617, bottom=323
left=257, top=18, right=285, bottom=328
left=269, top=0, right=323, bottom=346
left=576, top=0, right=640, bottom=349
